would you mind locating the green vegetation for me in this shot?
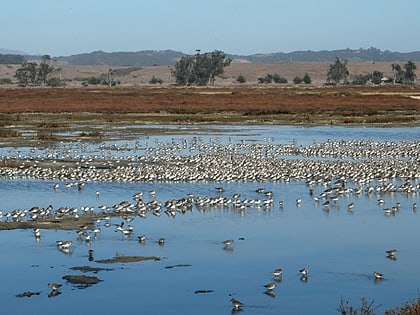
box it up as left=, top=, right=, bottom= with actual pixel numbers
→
left=351, top=74, right=371, bottom=85
left=46, top=77, right=65, bottom=87
left=149, top=76, right=163, bottom=84
left=293, top=74, right=311, bottom=84
left=327, top=57, right=349, bottom=85
left=14, top=55, right=61, bottom=86
left=371, top=70, right=383, bottom=85
left=303, top=73, right=312, bottom=84
left=293, top=76, right=303, bottom=84
left=236, top=74, right=246, bottom=83
left=392, top=61, right=417, bottom=84
left=350, top=62, right=416, bottom=86
left=0, top=78, right=12, bottom=84
left=258, top=73, right=288, bottom=84
left=172, top=50, right=232, bottom=86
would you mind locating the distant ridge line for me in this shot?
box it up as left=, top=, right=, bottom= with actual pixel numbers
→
left=2, top=47, right=420, bottom=66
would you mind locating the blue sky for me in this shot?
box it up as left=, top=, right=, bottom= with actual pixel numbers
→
left=2, top=0, right=420, bottom=56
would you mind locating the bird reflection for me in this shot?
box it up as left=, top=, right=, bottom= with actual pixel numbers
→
left=386, top=254, right=397, bottom=261
left=300, top=276, right=309, bottom=283
left=264, top=290, right=276, bottom=298
left=223, top=245, right=234, bottom=252
left=48, top=290, right=62, bottom=298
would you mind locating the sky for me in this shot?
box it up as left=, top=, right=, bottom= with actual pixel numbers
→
left=2, top=0, right=420, bottom=56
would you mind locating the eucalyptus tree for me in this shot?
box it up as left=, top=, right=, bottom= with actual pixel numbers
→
left=326, top=57, right=349, bottom=85
left=172, top=50, right=231, bottom=86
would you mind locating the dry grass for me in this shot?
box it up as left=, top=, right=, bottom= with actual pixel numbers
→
left=0, top=62, right=417, bottom=87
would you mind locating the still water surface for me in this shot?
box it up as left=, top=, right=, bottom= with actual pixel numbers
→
left=0, top=125, right=419, bottom=314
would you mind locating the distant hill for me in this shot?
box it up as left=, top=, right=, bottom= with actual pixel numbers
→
left=231, top=48, right=420, bottom=63
left=56, top=50, right=184, bottom=66
left=2, top=47, right=420, bottom=66
left=0, top=48, right=27, bottom=55
left=57, top=48, right=420, bottom=66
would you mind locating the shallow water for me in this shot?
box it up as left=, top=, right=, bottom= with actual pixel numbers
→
left=1, top=126, right=419, bottom=314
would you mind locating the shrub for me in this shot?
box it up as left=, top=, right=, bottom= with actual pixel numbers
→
left=149, top=76, right=163, bottom=84
left=351, top=74, right=370, bottom=85
left=0, top=78, right=12, bottom=84
left=293, top=76, right=303, bottom=84
left=46, top=77, right=65, bottom=87
left=87, top=77, right=102, bottom=85
left=273, top=73, right=287, bottom=83
left=303, top=73, right=312, bottom=84
left=236, top=74, right=246, bottom=83
left=258, top=73, right=287, bottom=84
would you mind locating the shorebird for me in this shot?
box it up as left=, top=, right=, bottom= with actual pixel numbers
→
left=299, top=268, right=309, bottom=276
left=33, top=228, right=41, bottom=238
left=263, top=282, right=276, bottom=290
left=386, top=249, right=397, bottom=256
left=373, top=271, right=383, bottom=279
left=158, top=237, right=165, bottom=245
left=230, top=298, right=243, bottom=310
left=222, top=239, right=234, bottom=246
left=88, top=249, right=94, bottom=261
left=48, top=283, right=62, bottom=291
left=138, top=235, right=146, bottom=243
left=56, top=240, right=73, bottom=249
left=272, top=268, right=283, bottom=277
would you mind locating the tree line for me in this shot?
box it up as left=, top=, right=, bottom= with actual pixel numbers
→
left=326, top=57, right=417, bottom=85
left=8, top=51, right=418, bottom=87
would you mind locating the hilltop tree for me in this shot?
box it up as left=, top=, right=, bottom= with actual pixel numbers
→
left=326, top=57, right=349, bottom=85
left=172, top=50, right=231, bottom=86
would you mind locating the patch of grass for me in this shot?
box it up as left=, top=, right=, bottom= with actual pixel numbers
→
left=0, top=129, right=20, bottom=138
left=365, top=115, right=416, bottom=124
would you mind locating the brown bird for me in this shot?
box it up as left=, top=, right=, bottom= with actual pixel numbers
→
left=386, top=249, right=397, bottom=256
left=48, top=283, right=62, bottom=291
left=263, top=282, right=276, bottom=290
left=222, top=239, right=234, bottom=246
left=230, top=297, right=243, bottom=309
left=373, top=271, right=383, bottom=279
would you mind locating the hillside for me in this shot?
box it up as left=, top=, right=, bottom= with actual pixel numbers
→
left=1, top=47, right=420, bottom=67
left=7, top=47, right=418, bottom=66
